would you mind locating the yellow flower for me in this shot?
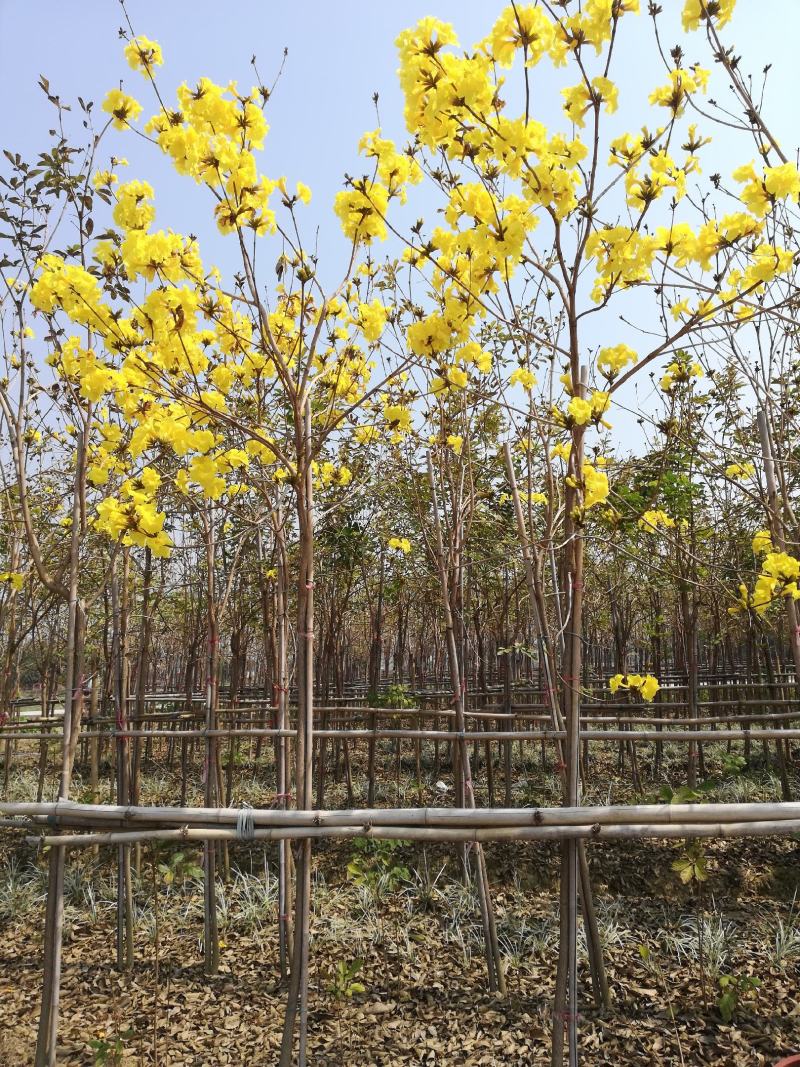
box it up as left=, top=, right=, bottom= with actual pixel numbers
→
left=639, top=509, right=675, bottom=533
left=383, top=403, right=412, bottom=435
left=124, top=35, right=164, bottom=74
left=509, top=367, right=537, bottom=390
left=567, top=396, right=593, bottom=426
left=764, top=163, right=800, bottom=201
left=751, top=529, right=772, bottom=556
left=582, top=463, right=609, bottom=509
left=459, top=342, right=492, bottom=374
left=0, top=571, right=24, bottom=591
left=357, top=300, right=388, bottom=343
left=725, top=461, right=754, bottom=481
left=561, top=76, right=618, bottom=128
left=446, top=366, right=469, bottom=390
left=92, top=170, right=118, bottom=190
left=334, top=181, right=389, bottom=244
left=388, top=536, right=411, bottom=554
left=639, top=676, right=660, bottom=703
left=113, top=180, right=156, bottom=232
left=296, top=182, right=312, bottom=204
left=102, top=89, right=143, bottom=130
left=485, top=6, right=553, bottom=68
left=550, top=442, right=571, bottom=462
left=660, top=356, right=703, bottom=393
left=597, top=344, right=637, bottom=378
left=609, top=673, right=660, bottom=702
left=731, top=164, right=800, bottom=219
left=561, top=83, right=592, bottom=128
left=649, top=67, right=709, bottom=116
left=682, top=0, right=736, bottom=32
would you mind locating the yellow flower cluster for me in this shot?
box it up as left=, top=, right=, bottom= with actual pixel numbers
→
left=357, top=300, right=389, bottom=343
left=47, top=336, right=120, bottom=403
left=725, top=461, right=754, bottom=481
left=731, top=531, right=800, bottom=615
left=660, top=355, right=703, bottom=392
left=335, top=180, right=390, bottom=245
left=0, top=571, right=24, bottom=592
left=510, top=367, right=537, bottom=390
left=625, top=149, right=694, bottom=210
left=139, top=73, right=276, bottom=236
left=313, top=461, right=353, bottom=490
left=102, top=89, right=142, bottom=130
left=562, top=392, right=610, bottom=428
left=394, top=9, right=640, bottom=381
left=649, top=66, right=709, bottom=116
left=585, top=227, right=660, bottom=302
left=484, top=2, right=639, bottom=71
left=733, top=549, right=800, bottom=615
left=587, top=199, right=792, bottom=310
left=31, top=228, right=267, bottom=542
left=357, top=129, right=423, bottom=203
left=561, top=76, right=618, bottom=128
left=118, top=229, right=203, bottom=283
left=176, top=451, right=243, bottom=499
left=31, top=256, right=116, bottom=335
left=733, top=161, right=800, bottom=217
left=597, top=344, right=637, bottom=379
left=580, top=462, right=609, bottom=510
left=609, top=673, right=660, bottom=702
left=124, top=35, right=164, bottom=74
left=94, top=469, right=172, bottom=557
left=639, top=510, right=675, bottom=533
left=681, top=0, right=736, bottom=33
left=382, top=403, right=413, bottom=439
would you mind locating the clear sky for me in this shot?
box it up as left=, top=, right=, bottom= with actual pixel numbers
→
left=1, top=1, right=798, bottom=443
left=2, top=1, right=797, bottom=262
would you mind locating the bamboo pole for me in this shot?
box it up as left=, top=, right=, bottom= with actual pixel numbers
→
left=26, top=817, right=800, bottom=850
left=8, top=725, right=800, bottom=743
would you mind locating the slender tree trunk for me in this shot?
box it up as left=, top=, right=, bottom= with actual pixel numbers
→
left=281, top=402, right=315, bottom=1067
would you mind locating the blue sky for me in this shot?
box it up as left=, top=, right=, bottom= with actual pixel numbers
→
left=3, top=0, right=796, bottom=265
left=1, top=1, right=798, bottom=444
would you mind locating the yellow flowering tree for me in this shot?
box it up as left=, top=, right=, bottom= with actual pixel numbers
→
left=374, top=1, right=800, bottom=1059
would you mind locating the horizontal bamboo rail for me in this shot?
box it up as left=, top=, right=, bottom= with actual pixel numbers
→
left=23, top=820, right=800, bottom=850
left=3, top=799, right=798, bottom=848
left=4, top=799, right=800, bottom=829
left=4, top=726, right=800, bottom=743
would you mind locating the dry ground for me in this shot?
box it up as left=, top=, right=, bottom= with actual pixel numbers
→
left=0, top=743, right=798, bottom=1065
